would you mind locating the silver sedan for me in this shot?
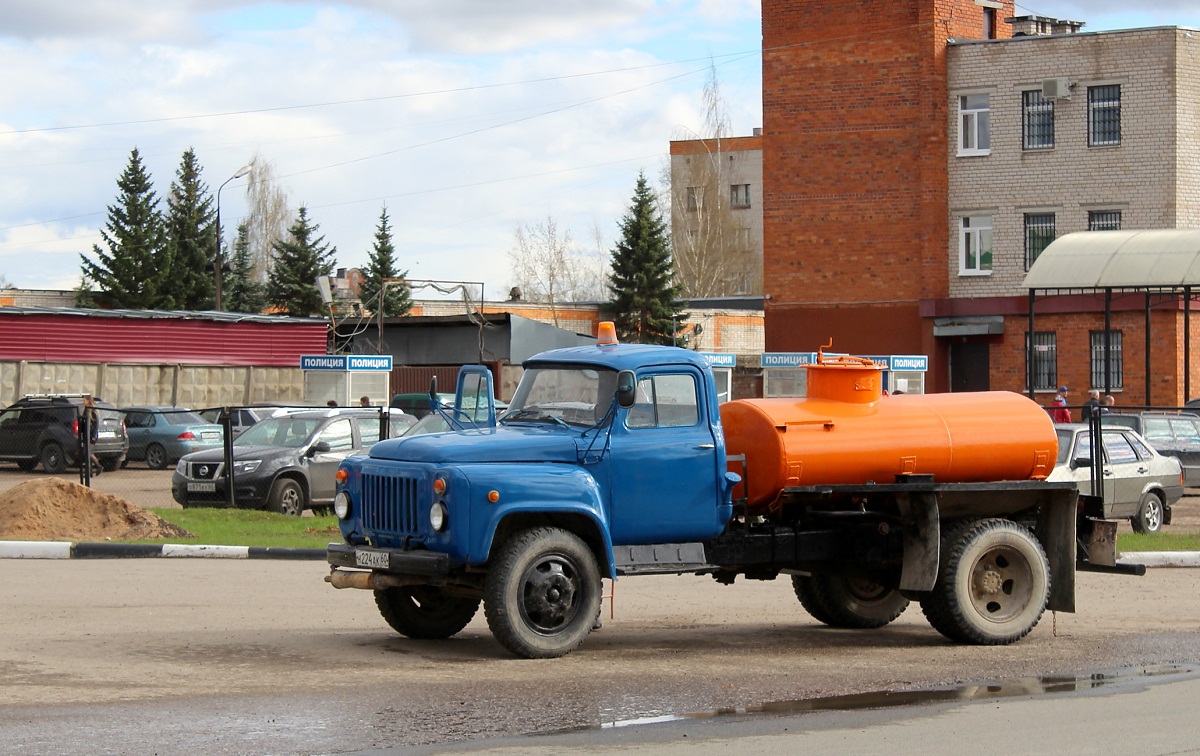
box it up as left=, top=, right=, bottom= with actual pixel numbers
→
left=1048, top=424, right=1184, bottom=533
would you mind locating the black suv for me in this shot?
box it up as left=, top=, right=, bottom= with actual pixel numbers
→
left=0, top=394, right=129, bottom=473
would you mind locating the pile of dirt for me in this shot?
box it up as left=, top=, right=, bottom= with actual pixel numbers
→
left=0, top=478, right=193, bottom=542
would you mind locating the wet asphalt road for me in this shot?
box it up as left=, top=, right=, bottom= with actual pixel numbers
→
left=1, top=558, right=1198, bottom=754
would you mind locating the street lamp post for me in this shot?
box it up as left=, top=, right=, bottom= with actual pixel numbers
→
left=214, top=164, right=253, bottom=310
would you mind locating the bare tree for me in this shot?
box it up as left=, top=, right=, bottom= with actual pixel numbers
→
left=669, top=63, right=760, bottom=298
left=508, top=216, right=603, bottom=326
left=242, top=154, right=291, bottom=283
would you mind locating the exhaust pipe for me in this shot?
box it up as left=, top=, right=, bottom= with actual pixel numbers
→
left=326, top=569, right=424, bottom=590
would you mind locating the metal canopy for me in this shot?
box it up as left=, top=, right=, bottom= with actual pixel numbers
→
left=1023, top=229, right=1200, bottom=290
left=1024, top=230, right=1200, bottom=405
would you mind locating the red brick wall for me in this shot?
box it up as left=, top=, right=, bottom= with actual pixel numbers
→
left=990, top=309, right=1200, bottom=406
left=761, top=0, right=1014, bottom=390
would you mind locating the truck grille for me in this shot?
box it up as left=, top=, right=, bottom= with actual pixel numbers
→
left=362, top=472, right=421, bottom=535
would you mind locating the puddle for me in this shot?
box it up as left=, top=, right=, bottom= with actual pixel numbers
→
left=601, top=663, right=1198, bottom=729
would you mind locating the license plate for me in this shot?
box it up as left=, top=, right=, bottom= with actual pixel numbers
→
left=201, top=432, right=220, bottom=441
left=355, top=549, right=389, bottom=569
left=187, top=482, right=217, bottom=492
left=98, top=430, right=116, bottom=438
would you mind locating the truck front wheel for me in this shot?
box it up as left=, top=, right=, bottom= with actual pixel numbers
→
left=920, top=518, right=1049, bottom=645
left=375, top=586, right=480, bottom=640
left=792, top=574, right=909, bottom=629
left=483, top=527, right=602, bottom=659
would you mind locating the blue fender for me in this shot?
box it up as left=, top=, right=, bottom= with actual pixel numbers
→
left=453, top=462, right=617, bottom=578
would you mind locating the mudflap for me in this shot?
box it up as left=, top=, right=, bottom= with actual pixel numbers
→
left=1035, top=487, right=1078, bottom=614
left=895, top=489, right=939, bottom=593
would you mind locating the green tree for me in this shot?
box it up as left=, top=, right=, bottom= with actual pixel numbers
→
left=357, top=207, right=412, bottom=318
left=163, top=148, right=216, bottom=309
left=267, top=206, right=337, bottom=317
left=80, top=147, right=168, bottom=309
left=607, top=171, right=687, bottom=344
left=223, top=221, right=266, bottom=313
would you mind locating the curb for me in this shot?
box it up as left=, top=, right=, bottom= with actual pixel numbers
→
left=0, top=541, right=326, bottom=560
left=1120, top=551, right=1200, bottom=568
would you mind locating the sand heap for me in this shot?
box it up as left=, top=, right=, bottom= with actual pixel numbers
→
left=0, top=477, right=193, bottom=542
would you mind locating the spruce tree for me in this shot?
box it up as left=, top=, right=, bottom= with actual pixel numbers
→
left=223, top=221, right=266, bottom=313
left=163, top=148, right=216, bottom=309
left=267, top=206, right=337, bottom=317
left=81, top=147, right=168, bottom=309
left=358, top=207, right=412, bottom=318
left=607, top=171, right=687, bottom=344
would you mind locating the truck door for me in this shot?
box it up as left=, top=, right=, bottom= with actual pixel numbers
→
left=606, top=369, right=722, bottom=544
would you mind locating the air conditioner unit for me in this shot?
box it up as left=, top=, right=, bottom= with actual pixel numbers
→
left=1042, top=77, right=1071, bottom=100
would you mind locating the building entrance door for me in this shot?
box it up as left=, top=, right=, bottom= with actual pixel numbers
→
left=950, top=342, right=990, bottom=392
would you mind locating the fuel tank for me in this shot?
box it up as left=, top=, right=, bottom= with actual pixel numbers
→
left=719, top=356, right=1058, bottom=512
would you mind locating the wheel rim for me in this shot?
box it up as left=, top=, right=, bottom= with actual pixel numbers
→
left=44, top=447, right=62, bottom=469
left=519, top=553, right=581, bottom=634
left=147, top=446, right=165, bottom=468
left=845, top=578, right=890, bottom=605
left=280, top=486, right=301, bottom=515
left=967, top=544, right=1034, bottom=624
left=1144, top=498, right=1163, bottom=531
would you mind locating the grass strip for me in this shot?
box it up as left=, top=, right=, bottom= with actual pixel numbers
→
left=140, top=507, right=340, bottom=548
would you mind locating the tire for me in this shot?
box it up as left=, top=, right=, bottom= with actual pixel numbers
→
left=792, top=574, right=909, bottom=629
left=375, top=586, right=480, bottom=640
left=145, top=443, right=168, bottom=470
left=267, top=478, right=305, bottom=516
left=100, top=456, right=122, bottom=473
left=41, top=443, right=66, bottom=474
left=1131, top=491, right=1165, bottom=534
left=920, top=518, right=1049, bottom=645
left=483, top=527, right=602, bottom=659
left=16, top=459, right=37, bottom=472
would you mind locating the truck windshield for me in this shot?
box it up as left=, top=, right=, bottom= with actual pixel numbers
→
left=503, top=366, right=617, bottom=428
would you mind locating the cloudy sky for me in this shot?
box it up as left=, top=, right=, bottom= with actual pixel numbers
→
left=1, top=1, right=1196, bottom=300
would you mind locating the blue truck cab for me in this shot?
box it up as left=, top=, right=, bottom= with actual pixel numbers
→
left=327, top=326, right=738, bottom=657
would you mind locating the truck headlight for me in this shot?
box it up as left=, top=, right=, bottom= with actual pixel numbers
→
left=334, top=491, right=352, bottom=519
left=430, top=501, right=447, bottom=532
left=232, top=460, right=261, bottom=474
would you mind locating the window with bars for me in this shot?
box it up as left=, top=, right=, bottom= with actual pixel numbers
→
left=730, top=184, right=751, bottom=208
left=1088, top=210, right=1122, bottom=231
left=1090, top=330, right=1124, bottom=390
left=1022, top=90, right=1054, bottom=149
left=958, top=94, right=991, bottom=156
left=685, top=186, right=700, bottom=211
left=959, top=215, right=993, bottom=274
left=1024, top=213, right=1056, bottom=269
left=1027, top=332, right=1058, bottom=392
left=1088, top=85, right=1121, bottom=147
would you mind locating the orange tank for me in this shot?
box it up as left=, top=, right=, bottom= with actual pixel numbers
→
left=719, top=356, right=1058, bottom=512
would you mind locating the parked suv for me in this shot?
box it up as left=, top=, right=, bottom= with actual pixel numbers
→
left=1101, top=412, right=1200, bottom=486
left=0, top=394, right=128, bottom=473
left=171, top=408, right=404, bottom=515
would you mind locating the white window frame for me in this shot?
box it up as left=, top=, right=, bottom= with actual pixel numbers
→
left=959, top=215, right=993, bottom=276
left=1022, top=90, right=1054, bottom=150
left=1088, top=210, right=1122, bottom=231
left=958, top=93, right=991, bottom=156
left=1088, top=85, right=1121, bottom=147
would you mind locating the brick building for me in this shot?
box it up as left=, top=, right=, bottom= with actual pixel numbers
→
left=760, top=0, right=1200, bottom=403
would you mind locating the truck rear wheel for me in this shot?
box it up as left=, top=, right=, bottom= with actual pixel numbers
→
left=792, top=574, right=909, bottom=629
left=920, top=518, right=1049, bottom=645
left=374, top=586, right=480, bottom=640
left=483, top=527, right=602, bottom=659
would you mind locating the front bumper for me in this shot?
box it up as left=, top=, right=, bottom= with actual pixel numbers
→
left=326, top=542, right=451, bottom=580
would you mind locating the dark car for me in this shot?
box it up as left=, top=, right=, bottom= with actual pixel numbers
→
left=0, top=394, right=128, bottom=473
left=171, top=408, right=404, bottom=515
left=121, top=406, right=223, bottom=469
left=1101, top=412, right=1200, bottom=486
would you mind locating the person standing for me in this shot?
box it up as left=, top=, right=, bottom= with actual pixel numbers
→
left=1082, top=389, right=1101, bottom=422
left=359, top=396, right=371, bottom=407
left=1050, top=394, right=1072, bottom=423
left=79, top=395, right=101, bottom=475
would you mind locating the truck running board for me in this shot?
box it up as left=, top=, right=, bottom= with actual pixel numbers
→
left=614, top=542, right=711, bottom=576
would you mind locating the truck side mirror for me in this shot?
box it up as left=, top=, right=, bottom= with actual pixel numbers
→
left=616, top=371, right=637, bottom=408
left=308, top=440, right=332, bottom=457
left=1072, top=456, right=1092, bottom=469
